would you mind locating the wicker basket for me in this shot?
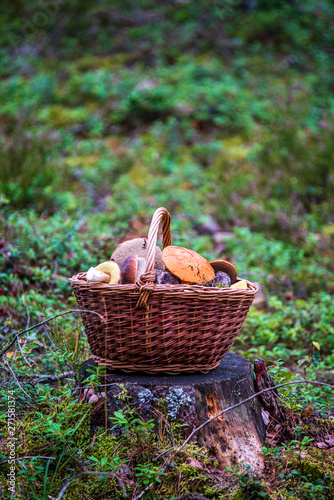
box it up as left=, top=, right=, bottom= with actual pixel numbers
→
left=69, top=207, right=257, bottom=374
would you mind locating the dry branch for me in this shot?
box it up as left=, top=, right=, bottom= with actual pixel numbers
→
left=55, top=471, right=127, bottom=500
left=5, top=359, right=35, bottom=405
left=34, top=371, right=76, bottom=383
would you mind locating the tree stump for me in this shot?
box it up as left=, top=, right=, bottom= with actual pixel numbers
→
left=79, top=353, right=266, bottom=472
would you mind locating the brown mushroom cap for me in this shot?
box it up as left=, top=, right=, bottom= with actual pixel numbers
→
left=111, top=237, right=164, bottom=271
left=121, top=255, right=147, bottom=284
left=121, top=255, right=138, bottom=284
left=209, top=260, right=237, bottom=284
left=162, top=246, right=215, bottom=284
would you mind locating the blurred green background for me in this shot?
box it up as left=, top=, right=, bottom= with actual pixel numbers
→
left=1, top=0, right=334, bottom=372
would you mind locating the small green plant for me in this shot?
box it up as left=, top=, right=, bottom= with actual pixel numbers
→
left=284, top=470, right=330, bottom=500
left=83, top=365, right=107, bottom=391
left=110, top=409, right=155, bottom=438
left=134, top=463, right=165, bottom=487
left=225, top=463, right=267, bottom=499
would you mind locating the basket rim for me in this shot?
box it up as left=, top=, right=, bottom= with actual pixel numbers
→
left=69, top=272, right=258, bottom=296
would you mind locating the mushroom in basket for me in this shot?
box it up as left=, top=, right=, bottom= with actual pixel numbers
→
left=210, top=260, right=247, bottom=289
left=230, top=280, right=248, bottom=289
left=209, top=260, right=237, bottom=284
left=161, top=248, right=248, bottom=289
left=120, top=255, right=146, bottom=284
left=86, top=261, right=121, bottom=284
left=161, top=246, right=215, bottom=284
left=110, top=237, right=165, bottom=270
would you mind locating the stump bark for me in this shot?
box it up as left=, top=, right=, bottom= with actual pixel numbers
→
left=79, top=353, right=266, bottom=472
left=254, top=358, right=286, bottom=423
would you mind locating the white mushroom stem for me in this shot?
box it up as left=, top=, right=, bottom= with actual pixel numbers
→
left=86, top=267, right=111, bottom=284
left=136, top=257, right=146, bottom=280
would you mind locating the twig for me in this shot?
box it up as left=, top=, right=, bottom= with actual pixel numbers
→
left=5, top=359, right=35, bottom=405
left=15, top=334, right=32, bottom=368
left=0, top=360, right=10, bottom=374
left=110, top=442, right=122, bottom=456
left=191, top=451, right=219, bottom=462
left=132, top=462, right=169, bottom=500
left=15, top=283, right=32, bottom=367
left=34, top=371, right=76, bottom=383
left=152, top=446, right=175, bottom=461
left=0, top=309, right=104, bottom=359
left=0, top=456, right=55, bottom=466
left=20, top=282, right=30, bottom=331
left=132, top=481, right=155, bottom=500
left=170, top=495, right=211, bottom=500
left=82, top=435, right=97, bottom=454
left=55, top=471, right=128, bottom=500
left=42, top=324, right=59, bottom=350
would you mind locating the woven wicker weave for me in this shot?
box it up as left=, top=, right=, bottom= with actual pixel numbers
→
left=69, top=207, right=257, bottom=374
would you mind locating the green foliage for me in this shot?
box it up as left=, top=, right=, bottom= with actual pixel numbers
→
left=262, top=426, right=333, bottom=500
left=0, top=116, right=62, bottom=211
left=237, top=292, right=334, bottom=364
left=226, top=463, right=268, bottom=499
left=254, top=91, right=334, bottom=214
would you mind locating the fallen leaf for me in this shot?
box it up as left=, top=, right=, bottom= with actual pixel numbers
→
left=315, top=442, right=328, bottom=449
left=301, top=405, right=314, bottom=418
left=312, top=341, right=320, bottom=351
left=325, top=436, right=334, bottom=447
left=187, top=457, right=204, bottom=469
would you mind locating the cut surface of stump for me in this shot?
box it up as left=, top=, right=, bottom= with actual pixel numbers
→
left=79, top=352, right=266, bottom=472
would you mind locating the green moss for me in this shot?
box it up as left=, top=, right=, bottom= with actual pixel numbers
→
left=74, top=53, right=132, bottom=71
left=11, top=403, right=91, bottom=459
left=178, top=463, right=207, bottom=478
left=64, top=475, right=125, bottom=500
left=228, top=487, right=244, bottom=500
left=156, top=398, right=168, bottom=415
left=89, top=433, right=119, bottom=461
left=116, top=384, right=131, bottom=403
left=288, top=446, right=334, bottom=490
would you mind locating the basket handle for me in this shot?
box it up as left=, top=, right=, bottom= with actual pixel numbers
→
left=136, top=207, right=172, bottom=309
